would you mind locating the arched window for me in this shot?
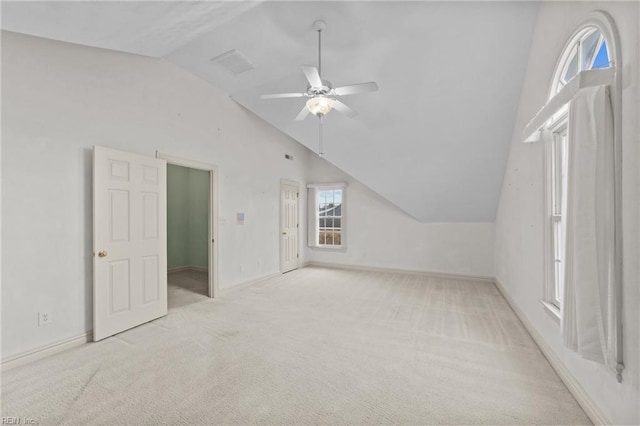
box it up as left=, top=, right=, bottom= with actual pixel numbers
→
left=550, top=27, right=612, bottom=97
left=541, top=12, right=619, bottom=315
left=544, top=28, right=614, bottom=312
left=534, top=11, right=624, bottom=381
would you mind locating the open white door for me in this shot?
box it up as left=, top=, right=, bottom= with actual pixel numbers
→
left=93, top=146, right=167, bottom=341
left=280, top=181, right=299, bottom=273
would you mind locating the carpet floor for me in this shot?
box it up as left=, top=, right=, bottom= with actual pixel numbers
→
left=168, top=269, right=210, bottom=310
left=1, top=266, right=591, bottom=425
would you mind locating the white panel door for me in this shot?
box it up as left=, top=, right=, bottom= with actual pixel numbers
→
left=280, top=182, right=299, bottom=273
left=93, top=145, right=167, bottom=341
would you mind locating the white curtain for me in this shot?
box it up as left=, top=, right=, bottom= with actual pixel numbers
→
left=307, top=186, right=318, bottom=247
left=562, top=85, right=623, bottom=380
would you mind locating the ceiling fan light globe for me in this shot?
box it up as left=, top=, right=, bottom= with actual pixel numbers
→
left=306, top=96, right=333, bottom=116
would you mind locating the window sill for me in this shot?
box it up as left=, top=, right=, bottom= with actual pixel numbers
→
left=308, top=245, right=347, bottom=253
left=540, top=300, right=561, bottom=325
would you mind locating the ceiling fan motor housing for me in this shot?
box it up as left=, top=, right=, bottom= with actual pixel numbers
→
left=307, top=80, right=333, bottom=97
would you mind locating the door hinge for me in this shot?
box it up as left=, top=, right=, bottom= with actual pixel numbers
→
left=296, top=193, right=299, bottom=198
left=297, top=223, right=299, bottom=228
left=297, top=253, right=299, bottom=259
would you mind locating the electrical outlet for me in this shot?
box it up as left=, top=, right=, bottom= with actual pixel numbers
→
left=38, top=311, right=53, bottom=326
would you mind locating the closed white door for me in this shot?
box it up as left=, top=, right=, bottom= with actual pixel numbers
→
left=280, top=182, right=299, bottom=273
left=93, top=146, right=167, bottom=341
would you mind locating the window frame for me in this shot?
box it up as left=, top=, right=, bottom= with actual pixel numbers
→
left=316, top=187, right=344, bottom=248
left=550, top=26, right=612, bottom=97
left=541, top=10, right=621, bottom=324
left=543, top=111, right=569, bottom=319
left=307, top=182, right=347, bottom=251
left=549, top=11, right=620, bottom=101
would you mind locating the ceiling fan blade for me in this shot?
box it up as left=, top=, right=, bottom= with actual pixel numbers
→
left=333, top=82, right=379, bottom=96
left=301, top=65, right=323, bottom=88
left=260, top=92, right=305, bottom=99
left=295, top=105, right=310, bottom=121
left=331, top=99, right=358, bottom=118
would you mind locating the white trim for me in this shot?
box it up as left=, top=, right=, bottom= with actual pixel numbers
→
left=540, top=299, right=561, bottom=325
left=156, top=153, right=219, bottom=173
left=1, top=331, right=93, bottom=372
left=306, top=261, right=495, bottom=283
left=523, top=68, right=614, bottom=142
left=219, top=272, right=282, bottom=296
left=306, top=182, right=348, bottom=189
left=549, top=10, right=620, bottom=99
left=494, top=279, right=609, bottom=426
left=308, top=245, right=347, bottom=253
left=157, top=151, right=219, bottom=299
left=543, top=117, right=569, bottom=311
left=168, top=265, right=208, bottom=273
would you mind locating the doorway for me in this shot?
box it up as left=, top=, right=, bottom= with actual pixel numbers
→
left=157, top=152, right=218, bottom=306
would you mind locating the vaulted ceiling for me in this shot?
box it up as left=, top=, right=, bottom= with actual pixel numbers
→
left=1, top=1, right=539, bottom=222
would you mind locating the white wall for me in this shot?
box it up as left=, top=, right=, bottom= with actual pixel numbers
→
left=306, top=159, right=495, bottom=278
left=1, top=29, right=497, bottom=361
left=1, top=31, right=314, bottom=358
left=494, top=2, right=639, bottom=424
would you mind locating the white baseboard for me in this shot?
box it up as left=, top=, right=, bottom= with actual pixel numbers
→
left=305, top=261, right=495, bottom=283
left=1, top=331, right=93, bottom=372
left=220, top=272, right=282, bottom=295
left=168, top=265, right=208, bottom=273
left=493, top=278, right=609, bottom=426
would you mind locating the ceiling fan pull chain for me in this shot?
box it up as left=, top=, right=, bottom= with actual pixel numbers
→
left=318, top=114, right=324, bottom=158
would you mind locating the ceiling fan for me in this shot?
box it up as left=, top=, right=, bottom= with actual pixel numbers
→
left=260, top=20, right=379, bottom=157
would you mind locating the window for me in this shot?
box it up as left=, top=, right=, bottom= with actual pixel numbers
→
left=551, top=27, right=611, bottom=97
left=548, top=120, right=568, bottom=309
left=307, top=183, right=346, bottom=249
left=317, top=188, right=343, bottom=247
left=540, top=11, right=619, bottom=320
left=535, top=10, right=623, bottom=379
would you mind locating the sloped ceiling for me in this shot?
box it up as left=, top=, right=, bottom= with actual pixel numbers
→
left=1, top=1, right=539, bottom=222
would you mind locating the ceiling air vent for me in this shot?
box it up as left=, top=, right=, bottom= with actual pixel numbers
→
left=210, top=49, right=254, bottom=76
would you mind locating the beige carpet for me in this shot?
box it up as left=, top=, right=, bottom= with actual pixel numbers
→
left=168, top=269, right=210, bottom=310
left=1, top=266, right=590, bottom=425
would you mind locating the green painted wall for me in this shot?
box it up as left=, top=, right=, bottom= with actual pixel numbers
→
left=167, top=164, right=209, bottom=270
left=188, top=168, right=209, bottom=268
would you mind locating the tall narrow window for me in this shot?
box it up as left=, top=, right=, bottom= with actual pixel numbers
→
left=530, top=10, right=623, bottom=379
left=542, top=23, right=613, bottom=316
left=307, top=182, right=347, bottom=250
left=550, top=124, right=568, bottom=308
left=317, top=188, right=343, bottom=247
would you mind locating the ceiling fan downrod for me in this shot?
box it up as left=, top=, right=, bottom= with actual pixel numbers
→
left=313, top=20, right=327, bottom=158
left=313, top=20, right=326, bottom=79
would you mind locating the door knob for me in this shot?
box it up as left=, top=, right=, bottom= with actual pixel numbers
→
left=282, top=232, right=287, bottom=235
left=98, top=250, right=108, bottom=258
